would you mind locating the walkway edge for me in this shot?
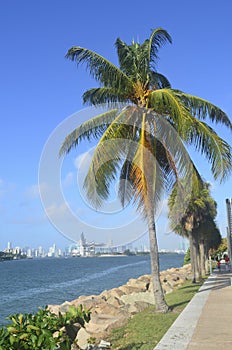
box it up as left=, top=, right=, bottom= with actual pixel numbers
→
left=154, top=275, right=215, bottom=350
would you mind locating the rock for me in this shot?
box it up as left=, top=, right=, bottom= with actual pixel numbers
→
left=125, top=300, right=153, bottom=315
left=77, top=328, right=92, bottom=349
left=93, top=301, right=128, bottom=318
left=71, top=295, right=104, bottom=310
left=83, top=313, right=128, bottom=343
left=162, top=282, right=173, bottom=294
left=48, top=304, right=61, bottom=314
left=98, top=339, right=111, bottom=348
left=121, top=291, right=155, bottom=306
left=126, top=278, right=149, bottom=292
left=118, top=285, right=143, bottom=294
left=100, top=288, right=125, bottom=300
left=106, top=295, right=124, bottom=307
left=83, top=340, right=111, bottom=350
left=59, top=301, right=73, bottom=313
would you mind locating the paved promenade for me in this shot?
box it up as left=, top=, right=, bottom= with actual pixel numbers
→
left=154, top=267, right=232, bottom=349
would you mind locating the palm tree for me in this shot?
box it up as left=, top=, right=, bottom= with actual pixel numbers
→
left=197, top=218, right=221, bottom=276
left=60, top=28, right=232, bottom=312
left=168, top=180, right=220, bottom=281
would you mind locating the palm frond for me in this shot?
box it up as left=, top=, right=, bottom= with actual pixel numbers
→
left=185, top=118, right=232, bottom=181
left=168, top=175, right=218, bottom=237
left=83, top=87, right=131, bottom=106
left=168, top=171, right=204, bottom=234
left=155, top=115, right=200, bottom=188
left=148, top=88, right=191, bottom=133
left=115, top=38, right=150, bottom=85
left=83, top=108, right=138, bottom=207
left=149, top=89, right=232, bottom=181
left=129, top=113, right=167, bottom=217
left=118, top=160, right=134, bottom=208
left=147, top=28, right=172, bottom=70
left=59, top=109, right=119, bottom=156
left=115, top=38, right=131, bottom=72
left=66, top=46, right=133, bottom=90
left=84, top=155, right=121, bottom=208
left=115, top=107, right=201, bottom=216
left=149, top=72, right=171, bottom=89
left=173, top=90, right=232, bottom=129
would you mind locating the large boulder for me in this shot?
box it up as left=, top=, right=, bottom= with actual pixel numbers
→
left=100, top=288, right=125, bottom=300
left=126, top=278, right=150, bottom=292
left=71, top=295, right=104, bottom=310
left=121, top=291, right=155, bottom=307
left=118, top=285, right=143, bottom=295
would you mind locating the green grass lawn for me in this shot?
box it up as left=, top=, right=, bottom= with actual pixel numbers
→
left=106, top=279, right=203, bottom=350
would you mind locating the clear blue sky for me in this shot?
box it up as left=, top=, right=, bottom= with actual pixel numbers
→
left=0, top=0, right=231, bottom=251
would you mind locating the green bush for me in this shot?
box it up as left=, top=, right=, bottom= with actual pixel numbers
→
left=0, top=305, right=90, bottom=350
left=184, top=248, right=191, bottom=265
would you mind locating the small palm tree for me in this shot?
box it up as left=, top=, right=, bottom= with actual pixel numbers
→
left=169, top=180, right=220, bottom=281
left=60, top=28, right=232, bottom=312
left=197, top=217, right=221, bottom=276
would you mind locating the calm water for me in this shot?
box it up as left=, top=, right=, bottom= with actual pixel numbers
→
left=0, top=254, right=184, bottom=325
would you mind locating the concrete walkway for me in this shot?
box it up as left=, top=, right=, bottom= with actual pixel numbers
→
left=154, top=267, right=232, bottom=350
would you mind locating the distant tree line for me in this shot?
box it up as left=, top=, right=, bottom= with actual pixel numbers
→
left=0, top=251, right=26, bottom=261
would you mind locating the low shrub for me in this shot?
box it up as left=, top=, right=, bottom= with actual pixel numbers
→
left=0, top=305, right=90, bottom=350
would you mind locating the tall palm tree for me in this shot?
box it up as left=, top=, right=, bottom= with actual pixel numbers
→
left=60, top=28, right=232, bottom=312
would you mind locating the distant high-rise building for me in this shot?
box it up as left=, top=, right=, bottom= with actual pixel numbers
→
left=27, top=249, right=33, bottom=258
left=80, top=233, right=87, bottom=256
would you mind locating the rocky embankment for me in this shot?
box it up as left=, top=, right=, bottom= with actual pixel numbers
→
left=49, top=264, right=192, bottom=349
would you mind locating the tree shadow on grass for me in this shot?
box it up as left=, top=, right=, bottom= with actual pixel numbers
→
left=168, top=300, right=190, bottom=310
left=178, top=283, right=202, bottom=290
left=118, top=343, right=149, bottom=350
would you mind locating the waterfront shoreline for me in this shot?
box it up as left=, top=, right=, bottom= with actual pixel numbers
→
left=49, top=264, right=192, bottom=348
left=0, top=254, right=184, bottom=326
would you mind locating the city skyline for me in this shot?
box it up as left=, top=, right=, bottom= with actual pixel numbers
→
left=1, top=237, right=186, bottom=259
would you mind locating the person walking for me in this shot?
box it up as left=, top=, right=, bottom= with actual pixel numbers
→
left=217, top=259, right=221, bottom=271
left=224, top=255, right=230, bottom=271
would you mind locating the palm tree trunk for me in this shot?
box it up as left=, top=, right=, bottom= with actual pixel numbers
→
left=204, top=243, right=209, bottom=274
left=147, top=207, right=169, bottom=313
left=189, top=230, right=201, bottom=282
left=189, top=234, right=196, bottom=283
left=199, top=239, right=206, bottom=276
left=192, top=230, right=201, bottom=282
left=142, top=121, right=168, bottom=313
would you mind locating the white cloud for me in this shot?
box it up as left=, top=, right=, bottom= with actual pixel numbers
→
left=46, top=202, right=72, bottom=221
left=62, top=172, right=75, bottom=187
left=0, top=178, right=16, bottom=197
left=18, top=183, right=50, bottom=209
left=74, top=151, right=92, bottom=170
left=24, top=184, right=40, bottom=199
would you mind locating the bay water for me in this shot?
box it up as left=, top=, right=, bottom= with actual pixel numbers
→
left=0, top=254, right=184, bottom=326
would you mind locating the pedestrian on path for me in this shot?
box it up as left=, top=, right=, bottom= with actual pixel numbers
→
left=224, top=255, right=230, bottom=271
